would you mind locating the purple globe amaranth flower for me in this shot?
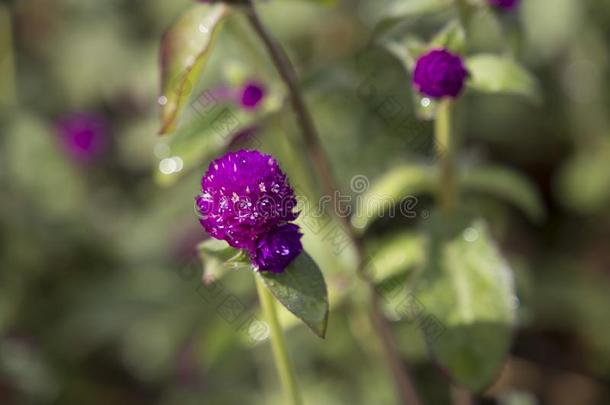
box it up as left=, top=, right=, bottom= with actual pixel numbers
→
left=196, top=150, right=298, bottom=252
left=252, top=223, right=303, bottom=273
left=56, top=112, right=107, bottom=163
left=240, top=81, right=266, bottom=110
left=413, top=49, right=469, bottom=99
left=488, top=0, right=520, bottom=10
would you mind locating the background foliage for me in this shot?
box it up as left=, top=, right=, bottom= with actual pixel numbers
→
left=1, top=0, right=610, bottom=404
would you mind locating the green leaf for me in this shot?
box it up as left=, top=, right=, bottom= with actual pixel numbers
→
left=159, top=4, right=231, bottom=134
left=366, top=232, right=426, bottom=321
left=197, top=239, right=248, bottom=284
left=414, top=216, right=516, bottom=391
left=366, top=232, right=425, bottom=283
left=155, top=102, right=242, bottom=186
left=258, top=252, right=329, bottom=338
left=460, top=165, right=546, bottom=222
left=363, top=0, right=451, bottom=25
left=465, top=54, right=541, bottom=102
left=382, top=36, right=427, bottom=72
left=555, top=142, right=610, bottom=214
left=351, top=164, right=436, bottom=231
left=430, top=19, right=466, bottom=54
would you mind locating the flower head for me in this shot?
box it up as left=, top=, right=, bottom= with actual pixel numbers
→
left=56, top=112, right=107, bottom=162
left=413, top=49, right=469, bottom=99
left=252, top=223, right=303, bottom=273
left=240, top=81, right=266, bottom=110
left=488, top=0, right=520, bottom=10
left=196, top=150, right=298, bottom=252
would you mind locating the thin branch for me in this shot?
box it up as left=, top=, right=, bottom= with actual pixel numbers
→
left=244, top=2, right=422, bottom=404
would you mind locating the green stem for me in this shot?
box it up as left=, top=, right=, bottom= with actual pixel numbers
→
left=0, top=4, right=17, bottom=107
left=255, top=275, right=303, bottom=405
left=435, top=99, right=456, bottom=217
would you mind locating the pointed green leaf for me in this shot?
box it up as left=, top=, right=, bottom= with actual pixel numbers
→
left=259, top=252, right=329, bottom=338
left=159, top=4, right=231, bottom=134
left=460, top=165, right=546, bottom=222
left=414, top=216, right=516, bottom=391
left=351, top=164, right=436, bottom=231
left=465, top=54, right=541, bottom=102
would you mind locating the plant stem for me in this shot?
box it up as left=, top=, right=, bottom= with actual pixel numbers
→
left=436, top=101, right=472, bottom=405
left=435, top=99, right=456, bottom=217
left=244, top=1, right=338, bottom=203
left=0, top=4, right=17, bottom=107
left=255, top=275, right=303, bottom=405
left=245, top=2, right=422, bottom=404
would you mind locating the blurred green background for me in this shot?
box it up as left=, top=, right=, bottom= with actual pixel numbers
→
left=1, top=0, right=610, bottom=404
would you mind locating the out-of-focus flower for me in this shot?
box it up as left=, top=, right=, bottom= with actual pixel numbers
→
left=239, top=81, right=266, bottom=110
left=413, top=49, right=469, bottom=99
left=252, top=223, right=303, bottom=273
left=56, top=112, right=107, bottom=162
left=204, top=80, right=266, bottom=111
left=195, top=150, right=300, bottom=273
left=488, top=0, right=520, bottom=10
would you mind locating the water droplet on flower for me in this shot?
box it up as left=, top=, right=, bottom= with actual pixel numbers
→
left=420, top=97, right=431, bottom=107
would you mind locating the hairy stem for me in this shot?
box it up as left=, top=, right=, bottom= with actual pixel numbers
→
left=255, top=275, right=303, bottom=405
left=245, top=2, right=422, bottom=404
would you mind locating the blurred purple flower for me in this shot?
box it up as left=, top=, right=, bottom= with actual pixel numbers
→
left=56, top=112, right=107, bottom=162
left=204, top=81, right=266, bottom=111
left=413, top=49, right=469, bottom=99
left=239, top=81, right=266, bottom=110
left=195, top=150, right=301, bottom=273
left=488, top=0, right=520, bottom=10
